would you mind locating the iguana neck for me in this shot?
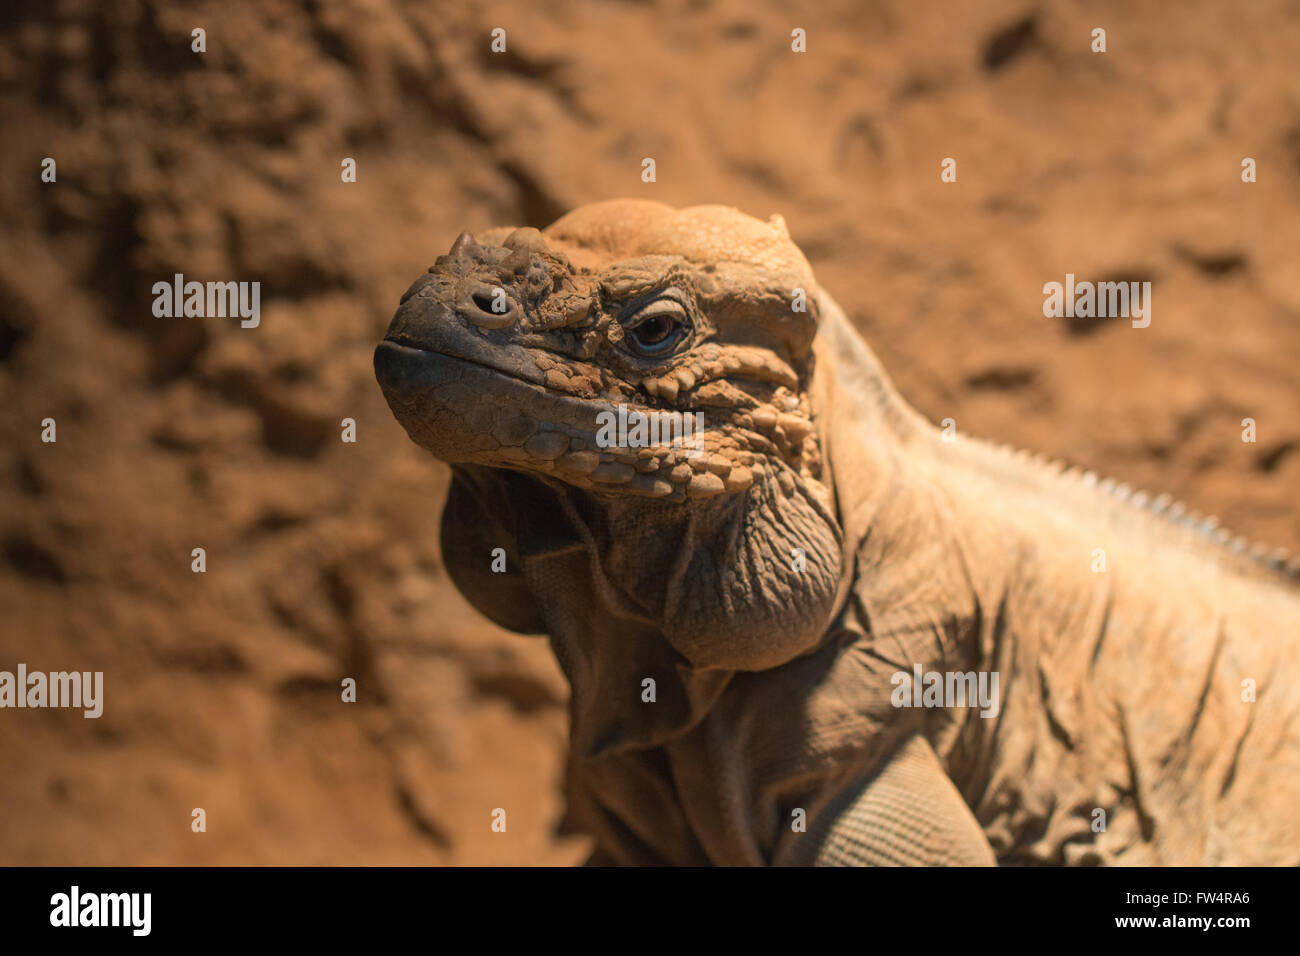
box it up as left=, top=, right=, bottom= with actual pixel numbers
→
left=811, top=293, right=994, bottom=658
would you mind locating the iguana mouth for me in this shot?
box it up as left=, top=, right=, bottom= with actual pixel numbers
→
left=374, top=339, right=709, bottom=498
left=376, top=337, right=636, bottom=421
left=377, top=334, right=547, bottom=391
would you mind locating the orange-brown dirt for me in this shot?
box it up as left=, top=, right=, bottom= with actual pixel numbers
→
left=1, top=0, right=1297, bottom=864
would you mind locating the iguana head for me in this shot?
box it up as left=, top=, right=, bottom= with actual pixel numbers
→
left=375, top=200, right=843, bottom=672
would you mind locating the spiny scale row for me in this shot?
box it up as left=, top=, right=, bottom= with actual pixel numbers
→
left=974, top=437, right=1300, bottom=581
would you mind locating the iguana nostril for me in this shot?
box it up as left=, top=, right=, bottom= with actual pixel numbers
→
left=459, top=282, right=518, bottom=329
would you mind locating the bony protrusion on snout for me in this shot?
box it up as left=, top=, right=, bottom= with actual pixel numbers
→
left=449, top=230, right=481, bottom=259
left=503, top=227, right=547, bottom=253
left=432, top=231, right=483, bottom=272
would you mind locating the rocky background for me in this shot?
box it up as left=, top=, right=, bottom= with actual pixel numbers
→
left=1, top=0, right=1297, bottom=864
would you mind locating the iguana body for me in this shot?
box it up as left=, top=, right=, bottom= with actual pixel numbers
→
left=374, top=200, right=1300, bottom=865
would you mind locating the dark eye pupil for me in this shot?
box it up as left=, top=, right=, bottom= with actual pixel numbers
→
left=622, top=292, right=689, bottom=356
left=637, top=316, right=672, bottom=344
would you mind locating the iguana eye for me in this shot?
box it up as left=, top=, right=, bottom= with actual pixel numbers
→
left=621, top=291, right=690, bottom=357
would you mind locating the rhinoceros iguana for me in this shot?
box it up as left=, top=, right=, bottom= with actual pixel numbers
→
left=373, top=199, right=1300, bottom=866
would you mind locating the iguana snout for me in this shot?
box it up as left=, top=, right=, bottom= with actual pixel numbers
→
left=374, top=223, right=609, bottom=472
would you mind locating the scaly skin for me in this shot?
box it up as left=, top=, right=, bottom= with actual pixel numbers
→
left=375, top=200, right=1300, bottom=865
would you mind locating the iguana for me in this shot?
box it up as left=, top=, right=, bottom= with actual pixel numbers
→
left=374, top=199, right=1300, bottom=866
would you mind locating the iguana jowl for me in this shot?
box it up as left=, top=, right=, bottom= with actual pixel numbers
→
left=374, top=200, right=1300, bottom=865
